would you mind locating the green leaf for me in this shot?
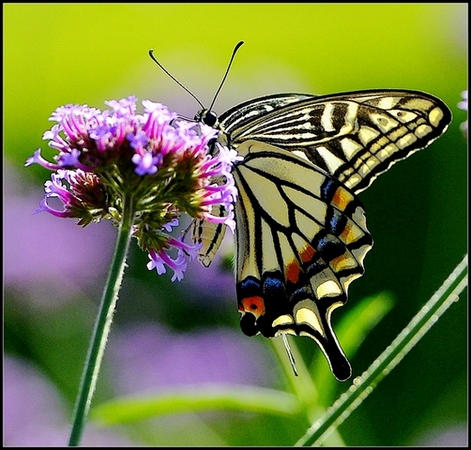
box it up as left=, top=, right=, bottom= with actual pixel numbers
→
left=91, top=384, right=301, bottom=425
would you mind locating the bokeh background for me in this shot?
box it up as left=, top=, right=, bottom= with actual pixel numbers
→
left=4, top=3, right=467, bottom=446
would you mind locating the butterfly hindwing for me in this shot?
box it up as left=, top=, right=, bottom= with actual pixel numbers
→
left=191, top=206, right=227, bottom=267
left=232, top=140, right=372, bottom=381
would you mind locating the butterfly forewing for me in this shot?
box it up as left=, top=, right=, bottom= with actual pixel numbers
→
left=218, top=93, right=315, bottom=138
left=220, top=90, right=452, bottom=194
left=189, top=88, right=451, bottom=380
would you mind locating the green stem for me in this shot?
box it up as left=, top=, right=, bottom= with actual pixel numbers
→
left=296, top=254, right=468, bottom=447
left=68, top=194, right=135, bottom=446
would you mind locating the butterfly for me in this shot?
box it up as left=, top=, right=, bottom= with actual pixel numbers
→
left=188, top=87, right=452, bottom=381
left=148, top=44, right=453, bottom=381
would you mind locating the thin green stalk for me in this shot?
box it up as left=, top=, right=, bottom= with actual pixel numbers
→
left=68, top=194, right=135, bottom=446
left=296, top=254, right=468, bottom=446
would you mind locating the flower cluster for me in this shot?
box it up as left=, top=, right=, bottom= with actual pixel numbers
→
left=458, top=90, right=467, bottom=137
left=26, top=96, right=239, bottom=280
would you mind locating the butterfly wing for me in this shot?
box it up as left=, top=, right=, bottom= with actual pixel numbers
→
left=191, top=205, right=227, bottom=267
left=217, top=93, right=315, bottom=140
left=191, top=95, right=321, bottom=265
left=193, top=90, right=450, bottom=268
left=232, top=140, right=372, bottom=381
left=219, top=90, right=452, bottom=194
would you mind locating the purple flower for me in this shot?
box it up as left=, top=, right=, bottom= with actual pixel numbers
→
left=458, top=90, right=467, bottom=136
left=34, top=171, right=76, bottom=217
left=26, top=97, right=239, bottom=281
left=148, top=236, right=201, bottom=281
left=162, top=218, right=179, bottom=232
left=131, top=152, right=161, bottom=176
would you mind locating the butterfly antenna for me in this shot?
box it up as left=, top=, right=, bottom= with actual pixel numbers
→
left=282, top=334, right=298, bottom=376
left=148, top=49, right=205, bottom=110
left=207, top=41, right=244, bottom=112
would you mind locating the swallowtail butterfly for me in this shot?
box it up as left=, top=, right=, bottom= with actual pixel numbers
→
left=153, top=44, right=452, bottom=381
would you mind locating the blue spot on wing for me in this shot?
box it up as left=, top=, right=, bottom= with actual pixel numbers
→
left=239, top=276, right=262, bottom=296
left=316, top=234, right=344, bottom=260
left=321, top=178, right=339, bottom=201
left=327, top=208, right=346, bottom=235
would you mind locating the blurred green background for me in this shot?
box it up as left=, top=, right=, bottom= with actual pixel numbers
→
left=4, top=3, right=467, bottom=446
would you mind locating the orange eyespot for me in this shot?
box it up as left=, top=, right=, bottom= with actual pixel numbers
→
left=240, top=296, right=265, bottom=317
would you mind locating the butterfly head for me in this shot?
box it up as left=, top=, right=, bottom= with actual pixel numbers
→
left=195, top=108, right=219, bottom=128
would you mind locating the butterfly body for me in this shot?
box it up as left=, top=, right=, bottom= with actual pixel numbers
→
left=191, top=89, right=451, bottom=380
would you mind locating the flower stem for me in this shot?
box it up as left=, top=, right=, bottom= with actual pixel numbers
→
left=295, top=254, right=468, bottom=446
left=68, top=194, right=135, bottom=446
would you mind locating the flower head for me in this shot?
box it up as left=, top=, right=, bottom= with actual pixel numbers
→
left=458, top=90, right=467, bottom=137
left=26, top=97, right=239, bottom=280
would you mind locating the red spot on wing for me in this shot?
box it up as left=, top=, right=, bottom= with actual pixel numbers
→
left=239, top=296, right=265, bottom=318
left=300, top=244, right=316, bottom=264
left=285, top=260, right=301, bottom=284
